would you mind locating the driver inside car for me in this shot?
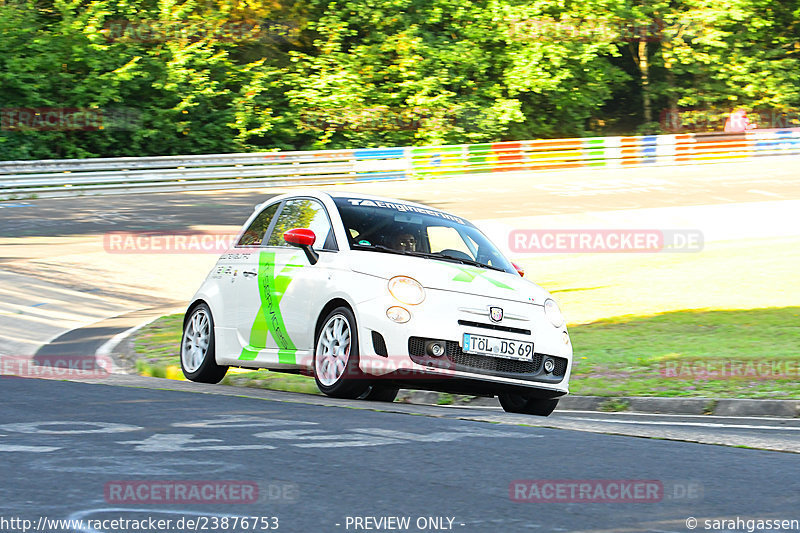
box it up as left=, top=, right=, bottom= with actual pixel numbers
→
left=391, top=232, right=417, bottom=252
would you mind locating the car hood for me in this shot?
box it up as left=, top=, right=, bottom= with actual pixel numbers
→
left=348, top=251, right=550, bottom=305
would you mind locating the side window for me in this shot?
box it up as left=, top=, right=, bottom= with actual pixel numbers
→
left=237, top=203, right=279, bottom=247
left=266, top=199, right=337, bottom=250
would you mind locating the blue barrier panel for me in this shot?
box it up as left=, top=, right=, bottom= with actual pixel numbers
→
left=353, top=148, right=405, bottom=159
left=353, top=171, right=407, bottom=181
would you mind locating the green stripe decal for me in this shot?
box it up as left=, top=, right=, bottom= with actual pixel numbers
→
left=239, top=251, right=300, bottom=362
left=447, top=265, right=513, bottom=290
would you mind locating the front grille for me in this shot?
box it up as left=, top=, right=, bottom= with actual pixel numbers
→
left=446, top=341, right=542, bottom=374
left=457, top=320, right=530, bottom=336
left=552, top=356, right=568, bottom=377
left=408, top=336, right=568, bottom=382
left=408, top=337, right=426, bottom=358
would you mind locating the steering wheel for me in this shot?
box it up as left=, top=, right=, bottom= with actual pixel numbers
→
left=437, top=249, right=473, bottom=261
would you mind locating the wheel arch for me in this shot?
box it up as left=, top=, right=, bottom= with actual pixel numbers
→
left=314, top=297, right=355, bottom=341
left=183, top=299, right=211, bottom=329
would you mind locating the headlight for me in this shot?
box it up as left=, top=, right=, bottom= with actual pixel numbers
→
left=544, top=298, right=565, bottom=328
left=388, top=276, right=425, bottom=305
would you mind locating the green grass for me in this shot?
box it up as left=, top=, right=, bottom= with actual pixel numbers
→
left=134, top=314, right=183, bottom=367
left=568, top=307, right=800, bottom=398
left=132, top=306, right=800, bottom=399
left=598, top=398, right=630, bottom=412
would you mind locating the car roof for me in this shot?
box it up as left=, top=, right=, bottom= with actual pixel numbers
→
left=264, top=189, right=456, bottom=218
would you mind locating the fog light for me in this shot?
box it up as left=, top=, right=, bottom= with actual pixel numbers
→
left=426, top=341, right=445, bottom=357
left=386, top=306, right=410, bottom=323
left=562, top=331, right=570, bottom=344
left=543, top=357, right=555, bottom=373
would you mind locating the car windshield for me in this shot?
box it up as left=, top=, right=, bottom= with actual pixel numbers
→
left=333, top=197, right=516, bottom=274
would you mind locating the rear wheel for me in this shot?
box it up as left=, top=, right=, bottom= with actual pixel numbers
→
left=498, top=393, right=559, bottom=416
left=181, top=303, right=228, bottom=383
left=314, top=307, right=369, bottom=399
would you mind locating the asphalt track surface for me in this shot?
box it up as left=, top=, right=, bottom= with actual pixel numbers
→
left=2, top=156, right=800, bottom=239
left=1, top=377, right=799, bottom=533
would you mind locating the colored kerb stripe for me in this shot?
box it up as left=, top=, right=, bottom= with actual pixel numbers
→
left=491, top=141, right=523, bottom=152
left=314, top=151, right=354, bottom=160
left=468, top=143, right=493, bottom=153
left=497, top=154, right=525, bottom=162
left=353, top=171, right=406, bottom=181
left=353, top=147, right=404, bottom=159
left=239, top=252, right=299, bottom=363
left=527, top=140, right=583, bottom=149
left=465, top=155, right=493, bottom=164
left=410, top=146, right=464, bottom=156
left=526, top=149, right=582, bottom=159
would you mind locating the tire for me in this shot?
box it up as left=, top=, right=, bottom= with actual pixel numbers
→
left=498, top=393, right=559, bottom=416
left=360, top=385, right=399, bottom=402
left=313, top=306, right=370, bottom=399
left=181, top=303, right=228, bottom=384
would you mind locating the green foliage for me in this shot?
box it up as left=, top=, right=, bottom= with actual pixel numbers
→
left=1, top=0, right=797, bottom=159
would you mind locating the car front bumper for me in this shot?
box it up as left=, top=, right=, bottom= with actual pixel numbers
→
left=353, top=287, right=572, bottom=396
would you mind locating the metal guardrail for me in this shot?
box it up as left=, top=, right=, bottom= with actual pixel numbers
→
left=2, top=129, right=799, bottom=198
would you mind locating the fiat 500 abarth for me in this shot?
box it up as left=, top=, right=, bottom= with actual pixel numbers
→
left=181, top=191, right=572, bottom=415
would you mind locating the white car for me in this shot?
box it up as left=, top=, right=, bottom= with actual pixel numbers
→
left=181, top=190, right=572, bottom=415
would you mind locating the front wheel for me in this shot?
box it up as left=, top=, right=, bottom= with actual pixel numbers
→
left=314, top=306, right=369, bottom=399
left=498, top=393, right=559, bottom=416
left=181, top=303, right=228, bottom=383
left=360, top=385, right=399, bottom=402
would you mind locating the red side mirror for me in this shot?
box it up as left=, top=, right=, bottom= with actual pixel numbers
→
left=283, top=228, right=319, bottom=265
left=512, top=262, right=524, bottom=277
left=283, top=228, right=316, bottom=247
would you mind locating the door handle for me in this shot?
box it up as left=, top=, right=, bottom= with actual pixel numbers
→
left=243, top=271, right=257, bottom=277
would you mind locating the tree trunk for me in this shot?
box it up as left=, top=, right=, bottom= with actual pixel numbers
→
left=638, top=36, right=651, bottom=125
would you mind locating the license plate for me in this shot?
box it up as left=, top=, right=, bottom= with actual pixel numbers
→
left=462, top=333, right=534, bottom=362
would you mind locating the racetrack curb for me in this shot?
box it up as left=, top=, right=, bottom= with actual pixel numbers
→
left=405, top=392, right=800, bottom=418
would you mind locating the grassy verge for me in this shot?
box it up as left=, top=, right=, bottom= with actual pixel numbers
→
left=132, top=307, right=800, bottom=399
left=570, top=307, right=800, bottom=398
